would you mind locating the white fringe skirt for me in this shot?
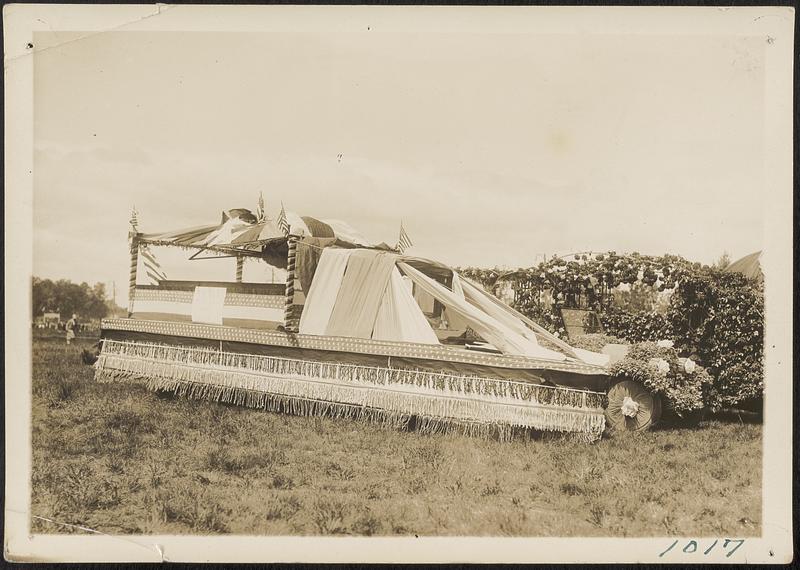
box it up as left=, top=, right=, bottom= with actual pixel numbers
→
left=94, top=339, right=606, bottom=442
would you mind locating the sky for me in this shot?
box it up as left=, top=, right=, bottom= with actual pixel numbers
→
left=33, top=30, right=765, bottom=302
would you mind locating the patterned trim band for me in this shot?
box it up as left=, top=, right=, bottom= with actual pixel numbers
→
left=100, top=318, right=608, bottom=376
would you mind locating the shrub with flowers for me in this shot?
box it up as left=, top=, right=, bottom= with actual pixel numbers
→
left=459, top=253, right=764, bottom=411
left=460, top=251, right=693, bottom=336
left=601, top=268, right=763, bottom=410
left=667, top=268, right=763, bottom=408
left=609, top=342, right=715, bottom=417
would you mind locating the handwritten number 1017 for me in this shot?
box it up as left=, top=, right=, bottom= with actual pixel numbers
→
left=659, top=539, right=745, bottom=558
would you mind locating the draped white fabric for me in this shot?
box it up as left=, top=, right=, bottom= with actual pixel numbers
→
left=326, top=250, right=397, bottom=338
left=285, top=211, right=310, bottom=236
left=372, top=268, right=440, bottom=345
left=460, top=276, right=609, bottom=366
left=451, top=272, right=465, bottom=298
left=298, top=248, right=353, bottom=336
left=201, top=217, right=252, bottom=247
left=398, top=262, right=565, bottom=360
left=191, top=286, right=227, bottom=325
left=413, top=284, right=436, bottom=314
left=443, top=272, right=470, bottom=331
left=460, top=279, right=542, bottom=344
left=572, top=347, right=611, bottom=367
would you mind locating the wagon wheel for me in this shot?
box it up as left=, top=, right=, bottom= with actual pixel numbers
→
left=605, top=379, right=662, bottom=432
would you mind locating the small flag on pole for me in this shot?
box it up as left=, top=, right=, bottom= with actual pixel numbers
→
left=141, top=245, right=167, bottom=285
left=256, top=192, right=266, bottom=222
left=277, top=202, right=290, bottom=236
left=129, top=206, right=139, bottom=231
left=397, top=222, right=413, bottom=253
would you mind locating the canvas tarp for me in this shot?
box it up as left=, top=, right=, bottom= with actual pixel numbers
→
left=725, top=250, right=762, bottom=281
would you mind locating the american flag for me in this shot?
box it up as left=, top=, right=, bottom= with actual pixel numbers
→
left=256, top=192, right=266, bottom=222
left=141, top=245, right=167, bottom=284
left=397, top=222, right=413, bottom=253
left=277, top=202, right=290, bottom=236
left=129, top=207, right=139, bottom=231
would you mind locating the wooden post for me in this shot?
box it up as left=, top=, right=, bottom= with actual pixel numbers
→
left=127, top=235, right=139, bottom=317
left=284, top=235, right=298, bottom=332
left=235, top=256, right=244, bottom=283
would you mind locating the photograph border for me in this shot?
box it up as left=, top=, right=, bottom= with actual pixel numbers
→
left=4, top=4, right=794, bottom=563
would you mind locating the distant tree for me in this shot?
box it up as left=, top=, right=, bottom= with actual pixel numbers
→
left=713, top=252, right=731, bottom=270
left=31, top=277, right=109, bottom=320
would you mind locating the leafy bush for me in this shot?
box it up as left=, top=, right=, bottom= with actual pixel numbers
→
left=569, top=333, right=628, bottom=353
left=668, top=269, right=763, bottom=408
left=462, top=253, right=764, bottom=410
left=461, top=251, right=693, bottom=313
left=600, top=307, right=673, bottom=343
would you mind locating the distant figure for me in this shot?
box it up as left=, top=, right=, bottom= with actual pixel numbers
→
left=65, top=314, right=78, bottom=345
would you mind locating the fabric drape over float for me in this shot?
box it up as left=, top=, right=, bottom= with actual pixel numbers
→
left=458, top=276, right=609, bottom=366
left=299, top=248, right=439, bottom=345
left=442, top=272, right=470, bottom=331
left=373, top=269, right=441, bottom=345
left=298, top=248, right=353, bottom=336
left=137, top=209, right=379, bottom=260
left=300, top=249, right=599, bottom=359
left=460, top=278, right=542, bottom=344
left=326, top=250, right=397, bottom=338
left=397, top=262, right=566, bottom=360
left=132, top=207, right=606, bottom=364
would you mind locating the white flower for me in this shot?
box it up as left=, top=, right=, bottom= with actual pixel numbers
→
left=684, top=358, right=696, bottom=374
left=620, top=396, right=640, bottom=418
left=649, top=357, right=670, bottom=375
left=656, top=339, right=674, bottom=348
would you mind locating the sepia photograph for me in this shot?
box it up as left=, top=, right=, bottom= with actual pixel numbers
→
left=4, top=4, right=794, bottom=564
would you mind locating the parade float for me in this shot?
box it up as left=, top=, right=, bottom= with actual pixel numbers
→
left=92, top=202, right=668, bottom=441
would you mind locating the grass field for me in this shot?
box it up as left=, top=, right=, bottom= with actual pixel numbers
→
left=31, top=336, right=762, bottom=536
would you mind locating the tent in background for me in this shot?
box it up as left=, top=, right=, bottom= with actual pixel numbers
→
left=725, top=251, right=762, bottom=282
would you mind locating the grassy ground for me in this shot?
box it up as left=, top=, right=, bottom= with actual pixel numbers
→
left=31, top=336, right=762, bottom=536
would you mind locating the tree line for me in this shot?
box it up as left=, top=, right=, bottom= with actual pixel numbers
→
left=31, top=277, right=124, bottom=320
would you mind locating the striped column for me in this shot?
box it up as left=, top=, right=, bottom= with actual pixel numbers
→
left=127, top=235, right=139, bottom=317
left=284, top=235, right=298, bottom=332
left=235, top=256, right=244, bottom=283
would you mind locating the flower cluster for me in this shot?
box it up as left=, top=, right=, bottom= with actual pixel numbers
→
left=608, top=342, right=714, bottom=416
